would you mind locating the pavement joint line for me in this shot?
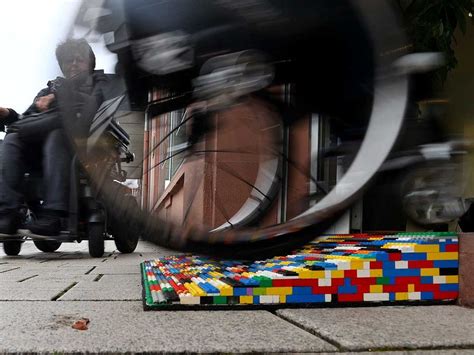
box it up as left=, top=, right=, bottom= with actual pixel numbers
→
left=17, top=274, right=38, bottom=283
left=39, top=259, right=51, bottom=264
left=275, top=311, right=345, bottom=351
left=101, top=258, right=108, bottom=262
left=0, top=267, right=20, bottom=274
left=345, top=344, right=474, bottom=352
left=93, top=274, right=104, bottom=282
left=85, top=266, right=96, bottom=275
left=51, top=282, right=78, bottom=301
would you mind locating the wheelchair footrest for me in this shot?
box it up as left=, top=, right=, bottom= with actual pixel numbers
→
left=15, top=229, right=77, bottom=242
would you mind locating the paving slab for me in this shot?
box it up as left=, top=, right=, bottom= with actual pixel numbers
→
left=0, top=280, right=74, bottom=301
left=59, top=276, right=142, bottom=301
left=91, top=264, right=142, bottom=274
left=277, top=305, right=474, bottom=351
left=0, top=301, right=336, bottom=353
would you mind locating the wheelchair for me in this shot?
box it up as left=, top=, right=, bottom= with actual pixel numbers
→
left=0, top=96, right=140, bottom=257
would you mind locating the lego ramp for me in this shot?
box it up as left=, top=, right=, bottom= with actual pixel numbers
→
left=141, top=233, right=459, bottom=310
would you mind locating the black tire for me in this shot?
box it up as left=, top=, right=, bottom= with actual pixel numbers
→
left=3, top=241, right=22, bottom=256
left=34, top=240, right=62, bottom=253
left=88, top=223, right=105, bottom=258
left=111, top=195, right=140, bottom=254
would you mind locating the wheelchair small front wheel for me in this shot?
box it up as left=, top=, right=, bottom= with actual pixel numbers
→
left=3, top=241, right=22, bottom=256
left=88, top=223, right=105, bottom=258
left=110, top=195, right=140, bottom=254
left=34, top=240, right=62, bottom=253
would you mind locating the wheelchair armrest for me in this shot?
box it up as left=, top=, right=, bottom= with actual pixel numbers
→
left=108, top=118, right=131, bottom=147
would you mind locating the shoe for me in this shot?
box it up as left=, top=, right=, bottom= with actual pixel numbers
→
left=0, top=210, right=21, bottom=235
left=28, top=209, right=64, bottom=236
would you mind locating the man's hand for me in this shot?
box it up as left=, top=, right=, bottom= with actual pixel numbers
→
left=35, top=94, right=55, bottom=112
left=0, top=106, right=10, bottom=119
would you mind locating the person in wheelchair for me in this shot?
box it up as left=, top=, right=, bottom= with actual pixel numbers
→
left=0, top=38, right=110, bottom=237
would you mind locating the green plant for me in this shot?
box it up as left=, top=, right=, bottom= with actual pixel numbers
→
left=395, top=0, right=474, bottom=83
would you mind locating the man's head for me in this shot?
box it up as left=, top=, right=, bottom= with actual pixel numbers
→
left=56, top=38, right=96, bottom=79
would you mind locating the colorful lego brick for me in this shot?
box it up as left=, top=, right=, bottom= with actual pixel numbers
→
left=141, top=232, right=459, bottom=309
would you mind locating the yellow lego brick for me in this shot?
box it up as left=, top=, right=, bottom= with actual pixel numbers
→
left=414, top=244, right=440, bottom=253
left=279, top=295, right=286, bottom=303
left=331, top=270, right=345, bottom=278
left=370, top=269, right=383, bottom=277
left=396, top=292, right=409, bottom=301
left=192, top=284, right=207, bottom=297
left=408, top=284, right=415, bottom=293
left=351, top=260, right=365, bottom=270
left=184, top=283, right=199, bottom=297
left=265, top=287, right=293, bottom=296
left=220, top=287, right=233, bottom=296
left=299, top=270, right=325, bottom=279
left=445, top=275, right=459, bottom=283
left=240, top=296, right=253, bottom=304
left=370, top=285, right=383, bottom=293
left=426, top=252, right=459, bottom=260
left=420, top=268, right=440, bottom=276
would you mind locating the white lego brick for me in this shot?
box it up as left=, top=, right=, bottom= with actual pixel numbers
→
left=179, top=295, right=201, bottom=305
left=325, top=294, right=332, bottom=302
left=395, top=261, right=409, bottom=269
left=408, top=292, right=421, bottom=300
left=260, top=295, right=275, bottom=304
left=318, top=278, right=332, bottom=287
left=363, top=293, right=390, bottom=302
left=433, top=276, right=447, bottom=284
left=357, top=270, right=371, bottom=278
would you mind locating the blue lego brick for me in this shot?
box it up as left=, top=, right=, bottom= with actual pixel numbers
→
left=421, top=292, right=434, bottom=300
left=401, top=253, right=428, bottom=261
left=286, top=294, right=326, bottom=303
left=433, top=260, right=459, bottom=268
left=383, top=268, right=421, bottom=277
left=439, top=284, right=459, bottom=292
left=253, top=296, right=260, bottom=304
left=421, top=276, right=433, bottom=284
left=293, top=287, right=313, bottom=295
left=233, top=288, right=247, bottom=296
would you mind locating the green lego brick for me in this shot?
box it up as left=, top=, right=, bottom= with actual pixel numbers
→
left=213, top=296, right=227, bottom=304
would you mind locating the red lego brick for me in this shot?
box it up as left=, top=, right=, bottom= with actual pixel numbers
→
left=345, top=270, right=357, bottom=278
left=433, top=291, right=458, bottom=300
left=312, top=286, right=338, bottom=294
left=445, top=244, right=459, bottom=252
left=350, top=277, right=377, bottom=285
left=395, top=276, right=420, bottom=285
left=415, top=283, right=440, bottom=292
left=389, top=253, right=403, bottom=261
left=408, top=260, right=434, bottom=269
left=383, top=284, right=408, bottom=293
left=370, top=261, right=383, bottom=269
left=339, top=293, right=364, bottom=302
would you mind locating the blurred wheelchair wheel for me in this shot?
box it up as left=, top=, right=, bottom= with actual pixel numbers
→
left=88, top=223, right=105, bottom=258
left=110, top=194, right=141, bottom=254
left=72, top=0, right=410, bottom=259
left=34, top=240, right=62, bottom=253
left=3, top=241, right=22, bottom=256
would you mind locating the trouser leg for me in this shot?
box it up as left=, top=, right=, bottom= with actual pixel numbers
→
left=0, top=133, right=29, bottom=211
left=42, top=128, right=72, bottom=212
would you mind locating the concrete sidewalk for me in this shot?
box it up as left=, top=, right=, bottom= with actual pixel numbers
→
left=1, top=241, right=474, bottom=354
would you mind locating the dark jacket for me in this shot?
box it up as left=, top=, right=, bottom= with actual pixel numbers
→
left=2, top=70, right=110, bottom=139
